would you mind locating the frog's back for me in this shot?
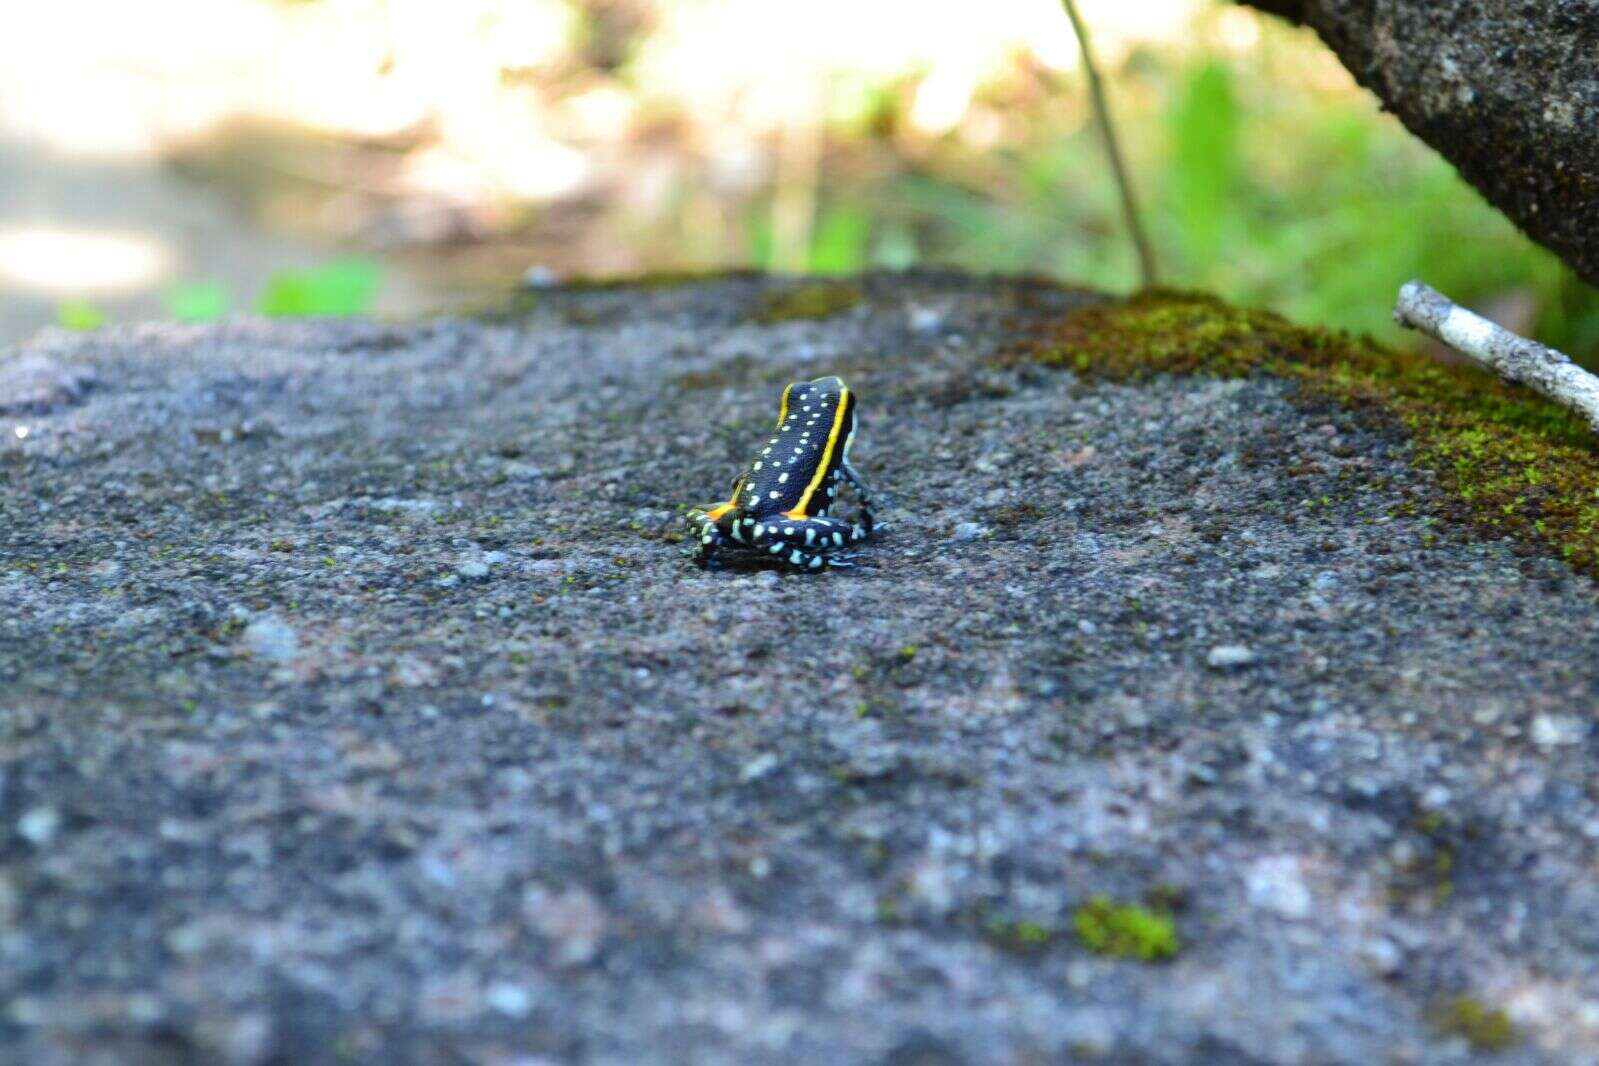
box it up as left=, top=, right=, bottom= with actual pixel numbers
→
left=739, top=377, right=855, bottom=519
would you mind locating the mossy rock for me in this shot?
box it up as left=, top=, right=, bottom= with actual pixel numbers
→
left=748, top=281, right=864, bottom=325
left=1019, top=289, right=1599, bottom=579
left=558, top=269, right=760, bottom=292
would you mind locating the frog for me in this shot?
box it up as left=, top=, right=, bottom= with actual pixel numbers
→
left=685, top=375, right=875, bottom=571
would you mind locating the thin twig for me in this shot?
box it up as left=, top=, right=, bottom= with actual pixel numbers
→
left=1059, top=0, right=1158, bottom=289
left=1394, top=279, right=1599, bottom=434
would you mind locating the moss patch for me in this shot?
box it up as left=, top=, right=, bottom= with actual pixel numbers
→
left=468, top=271, right=762, bottom=323
left=671, top=354, right=758, bottom=392
left=749, top=282, right=864, bottom=325
left=1073, top=897, right=1179, bottom=961
left=981, top=917, right=1056, bottom=953
left=559, top=269, right=760, bottom=291
left=1429, top=996, right=1518, bottom=1051
left=1021, top=290, right=1599, bottom=577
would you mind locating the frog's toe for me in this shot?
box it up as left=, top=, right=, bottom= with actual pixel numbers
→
left=691, top=527, right=725, bottom=568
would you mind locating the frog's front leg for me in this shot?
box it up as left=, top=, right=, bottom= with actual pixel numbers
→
left=686, top=505, right=733, bottom=568
left=750, top=515, right=870, bottom=570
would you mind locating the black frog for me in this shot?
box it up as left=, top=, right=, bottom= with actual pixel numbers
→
left=685, top=376, right=876, bottom=571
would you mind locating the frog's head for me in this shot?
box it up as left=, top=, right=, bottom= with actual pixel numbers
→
left=778, top=376, right=849, bottom=421
left=774, top=376, right=857, bottom=471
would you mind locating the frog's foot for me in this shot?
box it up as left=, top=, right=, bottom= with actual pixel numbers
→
left=855, top=505, right=877, bottom=538
left=686, top=506, right=730, bottom=568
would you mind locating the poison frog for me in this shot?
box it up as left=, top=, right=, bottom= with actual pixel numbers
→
left=686, top=375, right=875, bottom=571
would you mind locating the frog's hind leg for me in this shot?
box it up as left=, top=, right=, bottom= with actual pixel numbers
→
left=750, top=514, right=870, bottom=571
left=840, top=462, right=877, bottom=537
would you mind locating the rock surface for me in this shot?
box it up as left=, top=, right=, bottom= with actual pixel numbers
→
left=1242, top=0, right=1599, bottom=285
left=4, top=274, right=1599, bottom=1064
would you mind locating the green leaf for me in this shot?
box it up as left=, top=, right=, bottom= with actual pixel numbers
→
left=748, top=210, right=776, bottom=272
left=164, top=281, right=230, bottom=323
left=808, top=205, right=870, bottom=274
left=57, top=300, right=107, bottom=331
left=1167, top=61, right=1239, bottom=259
left=257, top=259, right=381, bottom=318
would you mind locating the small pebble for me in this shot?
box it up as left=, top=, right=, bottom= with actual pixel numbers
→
left=951, top=522, right=988, bottom=543
left=17, top=806, right=61, bottom=845
left=907, top=305, right=945, bottom=333
left=522, top=265, right=560, bottom=289
left=243, top=617, right=298, bottom=662
left=524, top=886, right=607, bottom=967
left=739, top=754, right=780, bottom=783
left=1531, top=714, right=1583, bottom=748
left=1207, top=644, right=1258, bottom=670
left=486, top=983, right=533, bottom=1018
left=1246, top=855, right=1312, bottom=919
left=1357, top=937, right=1404, bottom=976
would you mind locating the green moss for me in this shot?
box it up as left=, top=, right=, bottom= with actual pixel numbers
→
left=1430, top=996, right=1518, bottom=1051
left=560, top=269, right=758, bottom=291
left=672, top=354, right=757, bottom=392
left=1414, top=812, right=1446, bottom=835
left=1073, top=897, right=1179, bottom=961
left=983, top=917, right=1056, bottom=953
left=991, top=502, right=1044, bottom=528
left=749, top=282, right=864, bottom=325
left=1023, top=290, right=1599, bottom=577
left=470, top=290, right=541, bottom=323
left=470, top=271, right=760, bottom=323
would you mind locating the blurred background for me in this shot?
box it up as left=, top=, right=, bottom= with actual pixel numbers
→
left=3, top=0, right=1596, bottom=355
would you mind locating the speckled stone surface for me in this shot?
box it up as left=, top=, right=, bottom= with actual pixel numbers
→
left=4, top=274, right=1599, bottom=1065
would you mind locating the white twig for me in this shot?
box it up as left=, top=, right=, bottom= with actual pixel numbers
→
left=1394, top=279, right=1599, bottom=433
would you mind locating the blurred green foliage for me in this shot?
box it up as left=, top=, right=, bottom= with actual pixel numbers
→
left=808, top=205, right=872, bottom=275
left=257, top=259, right=380, bottom=318
left=164, top=281, right=230, bottom=323
left=56, top=300, right=107, bottom=331
left=147, top=8, right=1598, bottom=363
left=1167, top=60, right=1237, bottom=260
left=763, top=26, right=1599, bottom=359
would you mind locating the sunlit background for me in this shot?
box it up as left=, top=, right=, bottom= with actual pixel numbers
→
left=3, top=0, right=1596, bottom=354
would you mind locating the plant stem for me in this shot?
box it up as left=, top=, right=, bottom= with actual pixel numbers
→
left=1059, top=0, right=1158, bottom=289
